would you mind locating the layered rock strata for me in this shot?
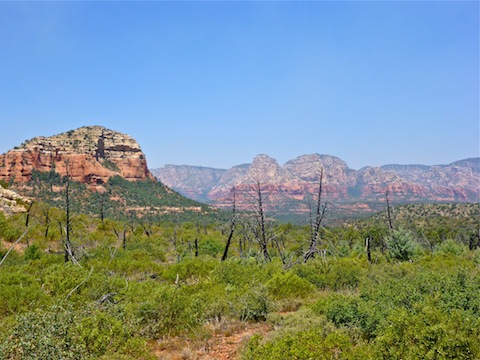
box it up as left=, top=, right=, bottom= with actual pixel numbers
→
left=153, top=154, right=480, bottom=213
left=0, top=126, right=154, bottom=185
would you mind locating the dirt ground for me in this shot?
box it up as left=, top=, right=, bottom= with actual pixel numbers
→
left=152, top=321, right=271, bottom=360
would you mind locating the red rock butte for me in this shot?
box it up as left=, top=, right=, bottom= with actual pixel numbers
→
left=0, top=126, right=154, bottom=185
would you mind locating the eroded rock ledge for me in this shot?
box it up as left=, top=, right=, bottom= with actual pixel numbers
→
left=0, top=126, right=154, bottom=185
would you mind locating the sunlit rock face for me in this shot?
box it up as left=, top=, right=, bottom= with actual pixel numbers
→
left=0, top=184, right=31, bottom=215
left=153, top=154, right=480, bottom=214
left=0, top=126, right=154, bottom=185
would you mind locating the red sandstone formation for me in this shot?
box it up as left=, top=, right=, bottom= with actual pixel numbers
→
left=0, top=126, right=154, bottom=185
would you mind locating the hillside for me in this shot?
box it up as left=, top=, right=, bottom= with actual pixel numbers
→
left=0, top=125, right=153, bottom=185
left=0, top=126, right=220, bottom=221
left=0, top=192, right=478, bottom=359
left=153, top=154, right=480, bottom=216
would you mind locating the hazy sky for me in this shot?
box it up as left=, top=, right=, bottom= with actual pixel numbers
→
left=0, top=1, right=478, bottom=170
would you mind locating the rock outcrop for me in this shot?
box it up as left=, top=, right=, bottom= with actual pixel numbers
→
left=0, top=185, right=31, bottom=215
left=152, top=154, right=480, bottom=214
left=0, top=126, right=154, bottom=185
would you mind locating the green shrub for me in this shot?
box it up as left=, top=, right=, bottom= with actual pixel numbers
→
left=0, top=271, right=47, bottom=318
left=435, top=239, right=467, bottom=256
left=375, top=306, right=480, bottom=359
left=125, top=281, right=204, bottom=337
left=0, top=305, right=88, bottom=359
left=42, top=263, right=91, bottom=297
left=312, top=293, right=360, bottom=327
left=161, top=256, right=217, bottom=283
left=266, top=271, right=315, bottom=300
left=24, top=244, right=42, bottom=260
left=235, top=283, right=270, bottom=321
left=198, top=237, right=224, bottom=257
left=386, top=230, right=419, bottom=261
left=242, top=326, right=370, bottom=360
left=292, top=258, right=329, bottom=288
left=324, top=258, right=366, bottom=291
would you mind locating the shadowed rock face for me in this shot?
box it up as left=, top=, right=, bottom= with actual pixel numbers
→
left=153, top=154, right=480, bottom=214
left=0, top=126, right=154, bottom=185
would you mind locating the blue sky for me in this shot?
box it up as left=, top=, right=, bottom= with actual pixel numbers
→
left=0, top=1, right=478, bottom=170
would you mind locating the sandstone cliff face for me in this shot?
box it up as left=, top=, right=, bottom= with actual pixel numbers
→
left=152, top=154, right=480, bottom=214
left=0, top=126, right=153, bottom=185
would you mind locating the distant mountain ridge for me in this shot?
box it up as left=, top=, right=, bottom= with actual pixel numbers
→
left=152, top=154, right=479, bottom=215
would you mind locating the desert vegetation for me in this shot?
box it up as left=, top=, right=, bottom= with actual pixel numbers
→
left=0, top=199, right=479, bottom=359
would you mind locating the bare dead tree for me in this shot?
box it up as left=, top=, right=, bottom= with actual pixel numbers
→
left=64, top=163, right=74, bottom=263
left=25, top=201, right=34, bottom=228
left=221, top=186, right=237, bottom=261
left=304, top=167, right=327, bottom=262
left=385, top=189, right=394, bottom=230
left=136, top=218, right=151, bottom=237
left=98, top=192, right=109, bottom=223
left=366, top=237, right=372, bottom=263
left=43, top=206, right=51, bottom=240
left=253, top=179, right=271, bottom=261
left=114, top=225, right=128, bottom=251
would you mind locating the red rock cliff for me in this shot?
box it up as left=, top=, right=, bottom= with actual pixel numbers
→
left=0, top=126, right=154, bottom=185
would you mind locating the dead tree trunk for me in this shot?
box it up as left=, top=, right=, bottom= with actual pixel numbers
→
left=122, top=225, right=127, bottom=251
left=304, top=168, right=327, bottom=262
left=64, top=171, right=73, bottom=263
left=255, top=180, right=271, bottom=261
left=366, top=237, right=372, bottom=262
left=43, top=207, right=51, bottom=240
left=137, top=219, right=151, bottom=237
left=25, top=201, right=34, bottom=228
left=385, top=189, right=394, bottom=230
left=221, top=187, right=237, bottom=261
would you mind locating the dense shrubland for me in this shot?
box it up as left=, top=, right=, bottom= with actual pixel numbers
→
left=0, top=202, right=479, bottom=359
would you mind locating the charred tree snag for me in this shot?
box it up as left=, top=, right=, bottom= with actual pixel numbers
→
left=304, top=168, right=327, bottom=262
left=221, top=186, right=237, bottom=261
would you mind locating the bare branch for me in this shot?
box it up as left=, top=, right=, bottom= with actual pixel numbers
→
left=65, top=266, right=93, bottom=300
left=0, top=227, right=31, bottom=267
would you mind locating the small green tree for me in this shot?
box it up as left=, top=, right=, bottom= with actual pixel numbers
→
left=386, top=230, right=417, bottom=261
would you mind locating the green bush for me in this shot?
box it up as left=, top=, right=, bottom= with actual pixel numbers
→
left=242, top=327, right=370, bottom=360
left=266, top=271, right=315, bottom=300
left=324, top=258, right=366, bottom=291
left=375, top=306, right=480, bottom=359
left=0, top=271, right=47, bottom=318
left=0, top=305, right=88, bottom=359
left=235, top=283, right=270, bottom=321
left=435, top=239, right=467, bottom=256
left=386, top=230, right=419, bottom=261
left=198, top=237, right=224, bottom=257
left=125, top=281, right=204, bottom=337
left=0, top=303, right=150, bottom=359
left=24, top=244, right=42, bottom=260
left=312, top=293, right=360, bottom=327
left=292, top=258, right=329, bottom=288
